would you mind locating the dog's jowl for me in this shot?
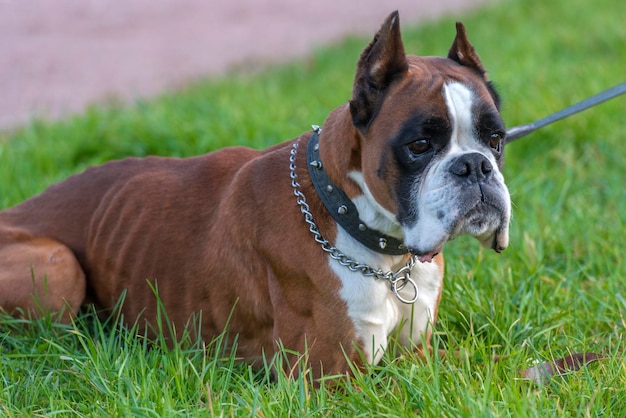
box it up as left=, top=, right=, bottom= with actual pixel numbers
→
left=0, top=11, right=510, bottom=379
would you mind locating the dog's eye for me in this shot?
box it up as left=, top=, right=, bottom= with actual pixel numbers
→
left=407, top=139, right=431, bottom=156
left=489, top=132, right=503, bottom=152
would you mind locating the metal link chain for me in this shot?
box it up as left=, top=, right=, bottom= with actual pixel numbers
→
left=290, top=138, right=419, bottom=304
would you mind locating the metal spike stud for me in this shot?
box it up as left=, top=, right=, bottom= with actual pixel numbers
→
left=379, top=238, right=388, bottom=249
left=311, top=125, right=321, bottom=133
left=337, top=205, right=348, bottom=215
left=309, top=160, right=323, bottom=169
left=326, top=185, right=334, bottom=193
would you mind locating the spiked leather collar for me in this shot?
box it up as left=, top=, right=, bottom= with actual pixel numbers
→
left=306, top=128, right=408, bottom=256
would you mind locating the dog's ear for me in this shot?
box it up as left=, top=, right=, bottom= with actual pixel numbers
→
left=350, top=11, right=408, bottom=131
left=448, top=22, right=488, bottom=80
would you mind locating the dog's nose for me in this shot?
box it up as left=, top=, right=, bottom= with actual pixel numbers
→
left=449, top=153, right=493, bottom=182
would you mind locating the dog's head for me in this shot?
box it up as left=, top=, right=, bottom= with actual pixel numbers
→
left=346, top=11, right=510, bottom=262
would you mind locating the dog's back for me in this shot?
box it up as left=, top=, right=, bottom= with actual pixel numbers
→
left=2, top=147, right=257, bottom=257
left=0, top=146, right=265, bottom=327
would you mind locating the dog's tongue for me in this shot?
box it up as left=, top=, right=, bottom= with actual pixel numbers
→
left=408, top=243, right=443, bottom=263
left=416, top=249, right=441, bottom=263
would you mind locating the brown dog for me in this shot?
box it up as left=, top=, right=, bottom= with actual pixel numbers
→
left=0, top=12, right=511, bottom=378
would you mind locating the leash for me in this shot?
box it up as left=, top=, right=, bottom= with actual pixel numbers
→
left=505, top=81, right=626, bottom=143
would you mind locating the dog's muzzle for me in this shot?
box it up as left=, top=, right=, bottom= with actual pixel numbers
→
left=403, top=151, right=511, bottom=262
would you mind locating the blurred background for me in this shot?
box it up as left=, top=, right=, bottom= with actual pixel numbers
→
left=0, top=0, right=490, bottom=131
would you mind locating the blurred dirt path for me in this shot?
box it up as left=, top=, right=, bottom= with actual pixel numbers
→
left=0, top=0, right=492, bottom=131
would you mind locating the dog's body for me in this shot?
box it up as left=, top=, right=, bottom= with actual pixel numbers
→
left=0, top=12, right=510, bottom=377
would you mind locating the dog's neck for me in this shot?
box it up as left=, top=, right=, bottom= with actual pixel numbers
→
left=306, top=129, right=408, bottom=256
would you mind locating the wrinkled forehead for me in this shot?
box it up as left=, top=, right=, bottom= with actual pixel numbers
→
left=407, top=56, right=499, bottom=104
left=371, top=55, right=502, bottom=134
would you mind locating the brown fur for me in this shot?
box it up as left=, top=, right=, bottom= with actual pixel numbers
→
left=0, top=12, right=493, bottom=379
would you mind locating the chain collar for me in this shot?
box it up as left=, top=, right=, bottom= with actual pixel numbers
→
left=290, top=127, right=419, bottom=304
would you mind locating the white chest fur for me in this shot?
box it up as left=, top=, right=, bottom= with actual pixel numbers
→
left=332, top=226, right=443, bottom=364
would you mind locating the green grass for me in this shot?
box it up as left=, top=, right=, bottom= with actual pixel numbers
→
left=1, top=0, right=626, bottom=415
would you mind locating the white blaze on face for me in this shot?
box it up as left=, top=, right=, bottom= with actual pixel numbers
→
left=443, top=82, right=502, bottom=172
left=444, top=82, right=476, bottom=152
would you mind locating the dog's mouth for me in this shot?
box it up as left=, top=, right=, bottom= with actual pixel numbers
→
left=405, top=200, right=509, bottom=263
left=457, top=200, right=510, bottom=249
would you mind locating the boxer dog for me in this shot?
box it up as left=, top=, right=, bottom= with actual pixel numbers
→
left=0, top=12, right=510, bottom=379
